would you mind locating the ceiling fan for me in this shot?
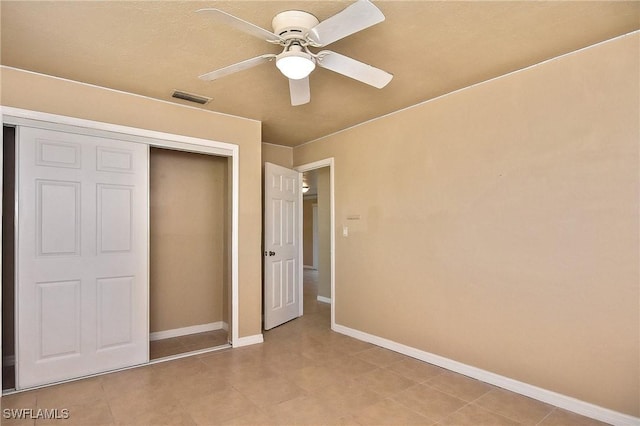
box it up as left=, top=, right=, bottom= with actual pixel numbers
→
left=197, top=0, right=393, bottom=106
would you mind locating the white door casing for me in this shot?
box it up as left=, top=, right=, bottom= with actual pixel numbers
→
left=16, top=126, right=149, bottom=389
left=264, top=162, right=302, bottom=330
left=295, top=158, right=335, bottom=330
left=312, top=204, right=319, bottom=270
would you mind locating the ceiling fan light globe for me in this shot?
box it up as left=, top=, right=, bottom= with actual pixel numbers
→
left=276, top=54, right=316, bottom=80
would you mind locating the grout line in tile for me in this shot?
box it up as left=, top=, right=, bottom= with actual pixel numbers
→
left=536, top=407, right=556, bottom=425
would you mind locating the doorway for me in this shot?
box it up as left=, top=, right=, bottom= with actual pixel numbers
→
left=296, top=159, right=335, bottom=328
left=301, top=168, right=331, bottom=306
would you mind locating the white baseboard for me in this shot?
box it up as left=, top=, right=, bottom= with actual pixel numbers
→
left=333, top=323, right=639, bottom=426
left=149, top=321, right=225, bottom=341
left=317, top=296, right=332, bottom=304
left=232, top=334, right=264, bottom=348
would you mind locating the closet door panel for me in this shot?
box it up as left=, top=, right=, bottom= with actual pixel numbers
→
left=16, top=126, right=149, bottom=389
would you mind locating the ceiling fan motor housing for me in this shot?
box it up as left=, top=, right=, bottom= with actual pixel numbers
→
left=272, top=10, right=320, bottom=42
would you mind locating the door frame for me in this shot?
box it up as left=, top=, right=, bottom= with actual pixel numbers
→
left=1, top=106, right=241, bottom=390
left=312, top=203, right=318, bottom=270
left=295, top=159, right=335, bottom=329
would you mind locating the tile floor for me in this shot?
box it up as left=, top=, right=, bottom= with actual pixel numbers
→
left=1, top=270, right=608, bottom=425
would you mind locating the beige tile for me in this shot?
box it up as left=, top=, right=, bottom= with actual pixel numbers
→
left=233, top=375, right=306, bottom=407
left=473, top=388, right=555, bottom=425
left=539, top=408, right=610, bottom=426
left=36, top=377, right=105, bottom=408
left=182, top=388, right=259, bottom=425
left=219, top=409, right=278, bottom=425
left=335, top=336, right=375, bottom=354
left=1, top=408, right=36, bottom=425
left=259, top=349, right=317, bottom=372
left=108, top=385, right=188, bottom=425
left=170, top=373, right=234, bottom=404
left=355, top=347, right=408, bottom=367
left=439, top=403, right=519, bottom=426
left=311, top=379, right=383, bottom=417
left=199, top=346, right=268, bottom=372
left=386, top=358, right=445, bottom=382
left=426, top=370, right=494, bottom=402
left=102, top=367, right=171, bottom=401
left=36, top=399, right=114, bottom=426
left=285, top=364, right=343, bottom=392
left=210, top=362, right=279, bottom=388
left=263, top=395, right=340, bottom=425
left=113, top=410, right=195, bottom=426
left=351, top=398, right=434, bottom=425
left=200, top=350, right=277, bottom=385
left=299, top=342, right=346, bottom=364
left=1, top=391, right=38, bottom=426
left=263, top=326, right=301, bottom=343
left=323, top=354, right=378, bottom=379
left=150, top=356, right=209, bottom=380
left=1, top=414, right=36, bottom=426
left=100, top=367, right=173, bottom=401
left=391, top=384, right=467, bottom=421
left=2, top=390, right=38, bottom=409
left=353, top=368, right=417, bottom=397
left=331, top=415, right=363, bottom=426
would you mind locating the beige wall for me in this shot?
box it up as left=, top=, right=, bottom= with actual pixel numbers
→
left=149, top=148, right=228, bottom=333
left=293, top=34, right=639, bottom=416
left=303, top=198, right=316, bottom=267
left=1, top=67, right=263, bottom=339
left=262, top=142, right=293, bottom=169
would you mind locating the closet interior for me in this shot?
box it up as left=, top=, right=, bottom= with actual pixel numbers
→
left=148, top=147, right=230, bottom=360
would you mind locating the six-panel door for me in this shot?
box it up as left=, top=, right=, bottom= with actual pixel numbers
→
left=263, top=162, right=302, bottom=330
left=16, top=127, right=149, bottom=389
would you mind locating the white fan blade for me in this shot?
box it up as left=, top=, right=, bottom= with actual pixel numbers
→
left=316, top=51, right=392, bottom=88
left=289, top=77, right=311, bottom=106
left=199, top=54, right=276, bottom=81
left=197, top=9, right=283, bottom=43
left=308, top=0, right=385, bottom=47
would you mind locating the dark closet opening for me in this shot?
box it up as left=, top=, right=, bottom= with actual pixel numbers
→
left=2, top=125, right=16, bottom=391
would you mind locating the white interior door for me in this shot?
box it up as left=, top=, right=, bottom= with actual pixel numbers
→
left=16, top=126, right=149, bottom=389
left=264, top=162, right=302, bottom=330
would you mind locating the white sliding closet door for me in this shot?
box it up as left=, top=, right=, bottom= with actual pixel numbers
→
left=16, top=126, right=149, bottom=389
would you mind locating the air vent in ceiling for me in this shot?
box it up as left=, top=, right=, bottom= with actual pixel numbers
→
left=171, top=90, right=211, bottom=105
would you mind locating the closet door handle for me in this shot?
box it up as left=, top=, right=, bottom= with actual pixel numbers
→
left=264, top=251, right=276, bottom=256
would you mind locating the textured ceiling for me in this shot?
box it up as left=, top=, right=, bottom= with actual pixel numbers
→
left=1, top=1, right=638, bottom=147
